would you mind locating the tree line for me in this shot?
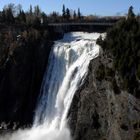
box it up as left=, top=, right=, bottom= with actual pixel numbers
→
left=0, top=3, right=122, bottom=27
left=0, top=4, right=83, bottom=26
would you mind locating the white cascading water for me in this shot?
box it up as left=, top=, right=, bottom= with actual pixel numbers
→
left=0, top=32, right=103, bottom=140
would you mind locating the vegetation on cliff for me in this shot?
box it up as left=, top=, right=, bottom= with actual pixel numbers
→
left=0, top=16, right=62, bottom=128
left=97, top=6, right=140, bottom=98
left=0, top=27, right=53, bottom=129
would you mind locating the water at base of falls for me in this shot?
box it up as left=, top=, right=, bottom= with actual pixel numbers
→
left=0, top=32, right=104, bottom=140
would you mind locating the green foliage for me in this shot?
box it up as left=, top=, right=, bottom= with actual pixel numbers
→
left=2, top=4, right=15, bottom=23
left=73, top=10, right=77, bottom=20
left=96, top=64, right=105, bottom=81
left=134, top=132, right=140, bottom=140
left=78, top=8, right=81, bottom=20
left=106, top=67, right=115, bottom=77
left=137, top=64, right=140, bottom=79
left=0, top=27, right=51, bottom=67
left=16, top=10, right=26, bottom=24
left=97, top=7, right=140, bottom=98
left=66, top=8, right=70, bottom=21
left=62, top=4, right=66, bottom=20
left=0, top=3, right=121, bottom=25
left=112, top=79, right=120, bottom=94
left=96, top=35, right=104, bottom=48
left=128, top=6, right=135, bottom=19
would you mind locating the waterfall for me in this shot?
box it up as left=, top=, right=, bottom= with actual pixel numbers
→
left=0, top=32, right=103, bottom=140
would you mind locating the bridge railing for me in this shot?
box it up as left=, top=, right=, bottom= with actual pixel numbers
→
left=48, top=22, right=115, bottom=26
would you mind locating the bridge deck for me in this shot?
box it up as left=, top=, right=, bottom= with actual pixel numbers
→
left=48, top=22, right=114, bottom=26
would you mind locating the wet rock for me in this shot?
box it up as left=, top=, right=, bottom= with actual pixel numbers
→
left=68, top=50, right=140, bottom=140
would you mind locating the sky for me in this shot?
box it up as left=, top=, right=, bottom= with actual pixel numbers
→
left=0, top=0, right=140, bottom=16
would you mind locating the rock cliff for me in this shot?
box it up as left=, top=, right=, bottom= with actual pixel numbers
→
left=0, top=27, right=58, bottom=129
left=68, top=48, right=140, bottom=140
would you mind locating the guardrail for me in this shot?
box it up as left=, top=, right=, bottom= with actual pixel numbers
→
left=48, top=22, right=115, bottom=26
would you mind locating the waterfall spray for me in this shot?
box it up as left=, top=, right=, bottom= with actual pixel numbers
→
left=0, top=32, right=104, bottom=140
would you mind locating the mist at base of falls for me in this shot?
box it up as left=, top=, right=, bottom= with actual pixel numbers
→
left=0, top=126, right=71, bottom=140
left=0, top=32, right=104, bottom=140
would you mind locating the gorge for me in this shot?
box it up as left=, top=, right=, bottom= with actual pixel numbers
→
left=0, top=2, right=140, bottom=140
left=0, top=24, right=140, bottom=140
left=0, top=32, right=104, bottom=140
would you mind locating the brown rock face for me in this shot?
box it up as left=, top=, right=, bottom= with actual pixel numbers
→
left=68, top=50, right=140, bottom=140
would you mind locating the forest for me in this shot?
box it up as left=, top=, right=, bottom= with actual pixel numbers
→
left=0, top=3, right=120, bottom=27
left=97, top=6, right=140, bottom=98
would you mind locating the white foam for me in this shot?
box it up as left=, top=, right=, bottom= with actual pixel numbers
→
left=0, top=32, right=104, bottom=140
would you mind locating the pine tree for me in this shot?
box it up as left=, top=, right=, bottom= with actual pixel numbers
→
left=3, top=4, right=15, bottom=23
left=41, top=12, right=48, bottom=25
left=62, top=4, right=66, bottom=20
left=73, top=10, right=76, bottom=20
left=16, top=9, right=26, bottom=24
left=77, top=8, right=81, bottom=20
left=29, top=5, right=33, bottom=15
left=34, top=5, right=41, bottom=17
left=1, top=10, right=6, bottom=22
left=128, top=6, right=135, bottom=18
left=66, top=8, right=70, bottom=21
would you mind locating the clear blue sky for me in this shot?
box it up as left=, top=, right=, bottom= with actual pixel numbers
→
left=0, top=0, right=140, bottom=16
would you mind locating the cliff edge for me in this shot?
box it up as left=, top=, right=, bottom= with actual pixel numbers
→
left=68, top=49, right=140, bottom=140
